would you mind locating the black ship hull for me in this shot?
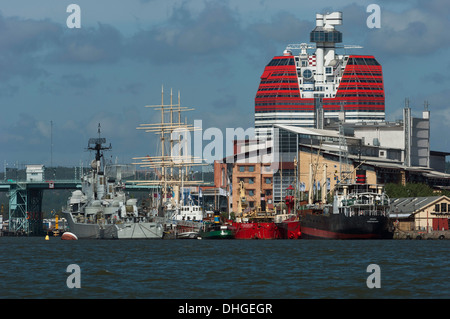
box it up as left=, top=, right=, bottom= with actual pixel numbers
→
left=300, top=212, right=393, bottom=239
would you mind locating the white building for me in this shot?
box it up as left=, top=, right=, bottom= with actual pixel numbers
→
left=26, top=165, right=44, bottom=182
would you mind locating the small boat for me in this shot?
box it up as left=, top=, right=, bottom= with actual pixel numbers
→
left=198, top=211, right=234, bottom=239
left=199, top=223, right=235, bottom=239
left=177, top=231, right=200, bottom=239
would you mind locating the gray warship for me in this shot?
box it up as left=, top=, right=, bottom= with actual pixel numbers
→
left=63, top=125, right=164, bottom=239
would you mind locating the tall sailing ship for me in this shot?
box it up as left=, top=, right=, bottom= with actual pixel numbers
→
left=132, top=87, right=207, bottom=238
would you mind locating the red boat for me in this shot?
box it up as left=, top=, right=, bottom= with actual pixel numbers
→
left=276, top=215, right=301, bottom=239
left=274, top=185, right=301, bottom=239
left=233, top=220, right=281, bottom=239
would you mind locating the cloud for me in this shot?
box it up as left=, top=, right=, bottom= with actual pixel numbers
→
left=48, top=23, right=124, bottom=64
left=60, top=73, right=98, bottom=89
left=362, top=3, right=450, bottom=56
left=127, top=1, right=244, bottom=64
left=247, top=11, right=311, bottom=48
left=0, top=14, right=61, bottom=55
left=0, top=114, right=51, bottom=152
left=0, top=12, right=124, bottom=86
left=0, top=14, right=60, bottom=82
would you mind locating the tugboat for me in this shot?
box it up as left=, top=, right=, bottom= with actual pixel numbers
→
left=232, top=181, right=281, bottom=239
left=199, top=211, right=234, bottom=239
left=299, top=178, right=393, bottom=239
left=63, top=124, right=164, bottom=239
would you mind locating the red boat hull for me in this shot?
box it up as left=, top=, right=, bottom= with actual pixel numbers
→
left=277, top=220, right=301, bottom=239
left=233, top=222, right=281, bottom=239
left=61, top=232, right=78, bottom=240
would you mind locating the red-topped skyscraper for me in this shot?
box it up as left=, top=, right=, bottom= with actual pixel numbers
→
left=255, top=12, right=385, bottom=138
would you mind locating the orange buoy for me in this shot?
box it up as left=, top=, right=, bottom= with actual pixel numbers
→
left=61, top=232, right=78, bottom=240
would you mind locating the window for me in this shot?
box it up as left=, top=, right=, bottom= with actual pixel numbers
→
left=249, top=190, right=255, bottom=196
left=248, top=166, right=255, bottom=172
left=441, top=203, right=447, bottom=213
left=249, top=201, right=255, bottom=208
left=249, top=178, right=254, bottom=184
left=435, top=204, right=440, bottom=213
left=239, top=166, right=245, bottom=172
left=302, top=69, right=313, bottom=79
left=265, top=178, right=272, bottom=184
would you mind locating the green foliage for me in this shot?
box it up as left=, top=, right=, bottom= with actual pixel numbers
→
left=384, top=182, right=446, bottom=198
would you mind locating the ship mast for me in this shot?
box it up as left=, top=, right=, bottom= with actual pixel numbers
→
left=87, top=123, right=111, bottom=173
left=132, top=86, right=206, bottom=207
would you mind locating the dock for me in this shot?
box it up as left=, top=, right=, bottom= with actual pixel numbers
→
left=393, top=229, right=450, bottom=240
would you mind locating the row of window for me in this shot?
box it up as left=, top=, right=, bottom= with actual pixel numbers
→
left=346, top=57, right=380, bottom=66
left=270, top=72, right=297, bottom=77
left=335, top=93, right=384, bottom=98
left=256, top=94, right=301, bottom=98
left=323, top=101, right=385, bottom=105
left=255, top=108, right=384, bottom=113
left=256, top=100, right=385, bottom=107
left=310, top=30, right=342, bottom=43
left=256, top=118, right=312, bottom=122
left=238, top=165, right=274, bottom=173
left=258, top=87, right=299, bottom=91
left=340, top=79, right=383, bottom=83
left=435, top=203, right=450, bottom=213
left=260, top=79, right=298, bottom=84
left=238, top=177, right=273, bottom=185
left=256, top=102, right=314, bottom=106
left=338, top=86, right=384, bottom=91
left=255, top=110, right=314, bottom=113
left=266, top=58, right=295, bottom=67
left=342, top=72, right=382, bottom=76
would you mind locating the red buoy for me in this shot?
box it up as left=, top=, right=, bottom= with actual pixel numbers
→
left=61, top=232, right=78, bottom=240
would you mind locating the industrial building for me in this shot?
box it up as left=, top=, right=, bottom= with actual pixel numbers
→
left=390, top=196, right=450, bottom=232
left=222, top=104, right=450, bottom=212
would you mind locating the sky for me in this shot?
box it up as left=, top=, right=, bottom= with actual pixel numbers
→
left=0, top=0, right=449, bottom=169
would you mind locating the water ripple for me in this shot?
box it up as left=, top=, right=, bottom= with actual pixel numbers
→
left=0, top=237, right=449, bottom=299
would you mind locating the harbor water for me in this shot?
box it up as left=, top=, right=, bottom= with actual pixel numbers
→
left=0, top=237, right=449, bottom=299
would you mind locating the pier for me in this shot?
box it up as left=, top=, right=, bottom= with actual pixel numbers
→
left=393, top=229, right=450, bottom=240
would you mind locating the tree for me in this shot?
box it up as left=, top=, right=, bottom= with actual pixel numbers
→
left=385, top=183, right=436, bottom=198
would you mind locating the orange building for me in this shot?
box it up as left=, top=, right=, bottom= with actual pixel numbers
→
left=231, top=162, right=274, bottom=214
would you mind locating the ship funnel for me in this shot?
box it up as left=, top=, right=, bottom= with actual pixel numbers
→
left=356, top=170, right=366, bottom=184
